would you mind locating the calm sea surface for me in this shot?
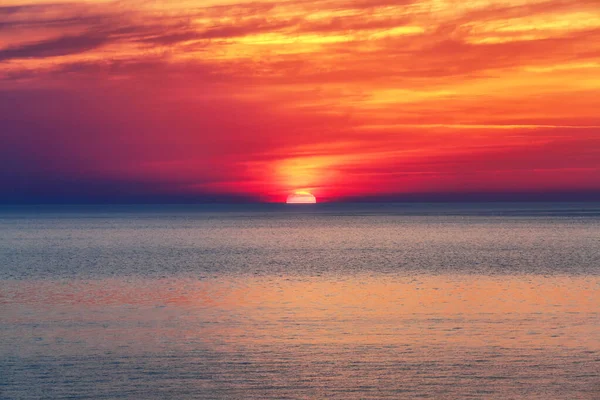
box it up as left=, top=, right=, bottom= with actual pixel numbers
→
left=1, top=203, right=599, bottom=399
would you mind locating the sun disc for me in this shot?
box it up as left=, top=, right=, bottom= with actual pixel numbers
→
left=286, top=191, right=316, bottom=204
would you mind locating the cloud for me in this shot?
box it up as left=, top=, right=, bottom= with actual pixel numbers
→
left=0, top=0, right=599, bottom=202
left=0, top=33, right=109, bottom=61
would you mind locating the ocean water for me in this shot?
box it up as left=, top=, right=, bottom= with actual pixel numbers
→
left=1, top=203, right=599, bottom=399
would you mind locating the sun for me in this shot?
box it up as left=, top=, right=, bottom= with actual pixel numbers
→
left=286, top=191, right=317, bottom=204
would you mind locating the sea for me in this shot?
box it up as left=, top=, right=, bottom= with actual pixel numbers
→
left=1, top=203, right=599, bottom=399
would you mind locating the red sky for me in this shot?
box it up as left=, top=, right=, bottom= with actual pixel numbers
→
left=1, top=0, right=599, bottom=202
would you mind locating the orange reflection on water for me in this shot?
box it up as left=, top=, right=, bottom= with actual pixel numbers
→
left=2, top=275, right=598, bottom=350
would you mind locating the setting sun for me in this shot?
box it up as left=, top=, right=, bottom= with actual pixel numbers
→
left=286, top=191, right=317, bottom=204
left=2, top=0, right=600, bottom=398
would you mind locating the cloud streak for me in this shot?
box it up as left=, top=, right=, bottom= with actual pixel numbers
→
left=1, top=0, right=599, bottom=202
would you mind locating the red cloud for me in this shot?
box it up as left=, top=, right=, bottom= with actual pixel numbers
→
left=1, top=0, right=599, bottom=202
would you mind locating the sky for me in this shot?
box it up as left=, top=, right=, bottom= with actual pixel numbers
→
left=1, top=0, right=599, bottom=203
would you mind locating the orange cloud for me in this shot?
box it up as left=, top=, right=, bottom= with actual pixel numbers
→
left=1, top=0, right=599, bottom=202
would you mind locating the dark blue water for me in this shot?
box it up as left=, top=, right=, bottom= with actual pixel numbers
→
left=1, top=203, right=599, bottom=398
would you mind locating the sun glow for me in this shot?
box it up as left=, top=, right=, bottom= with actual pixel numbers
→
left=1, top=0, right=600, bottom=203
left=286, top=191, right=317, bottom=204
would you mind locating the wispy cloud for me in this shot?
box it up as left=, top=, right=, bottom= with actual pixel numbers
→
left=1, top=0, right=599, bottom=201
